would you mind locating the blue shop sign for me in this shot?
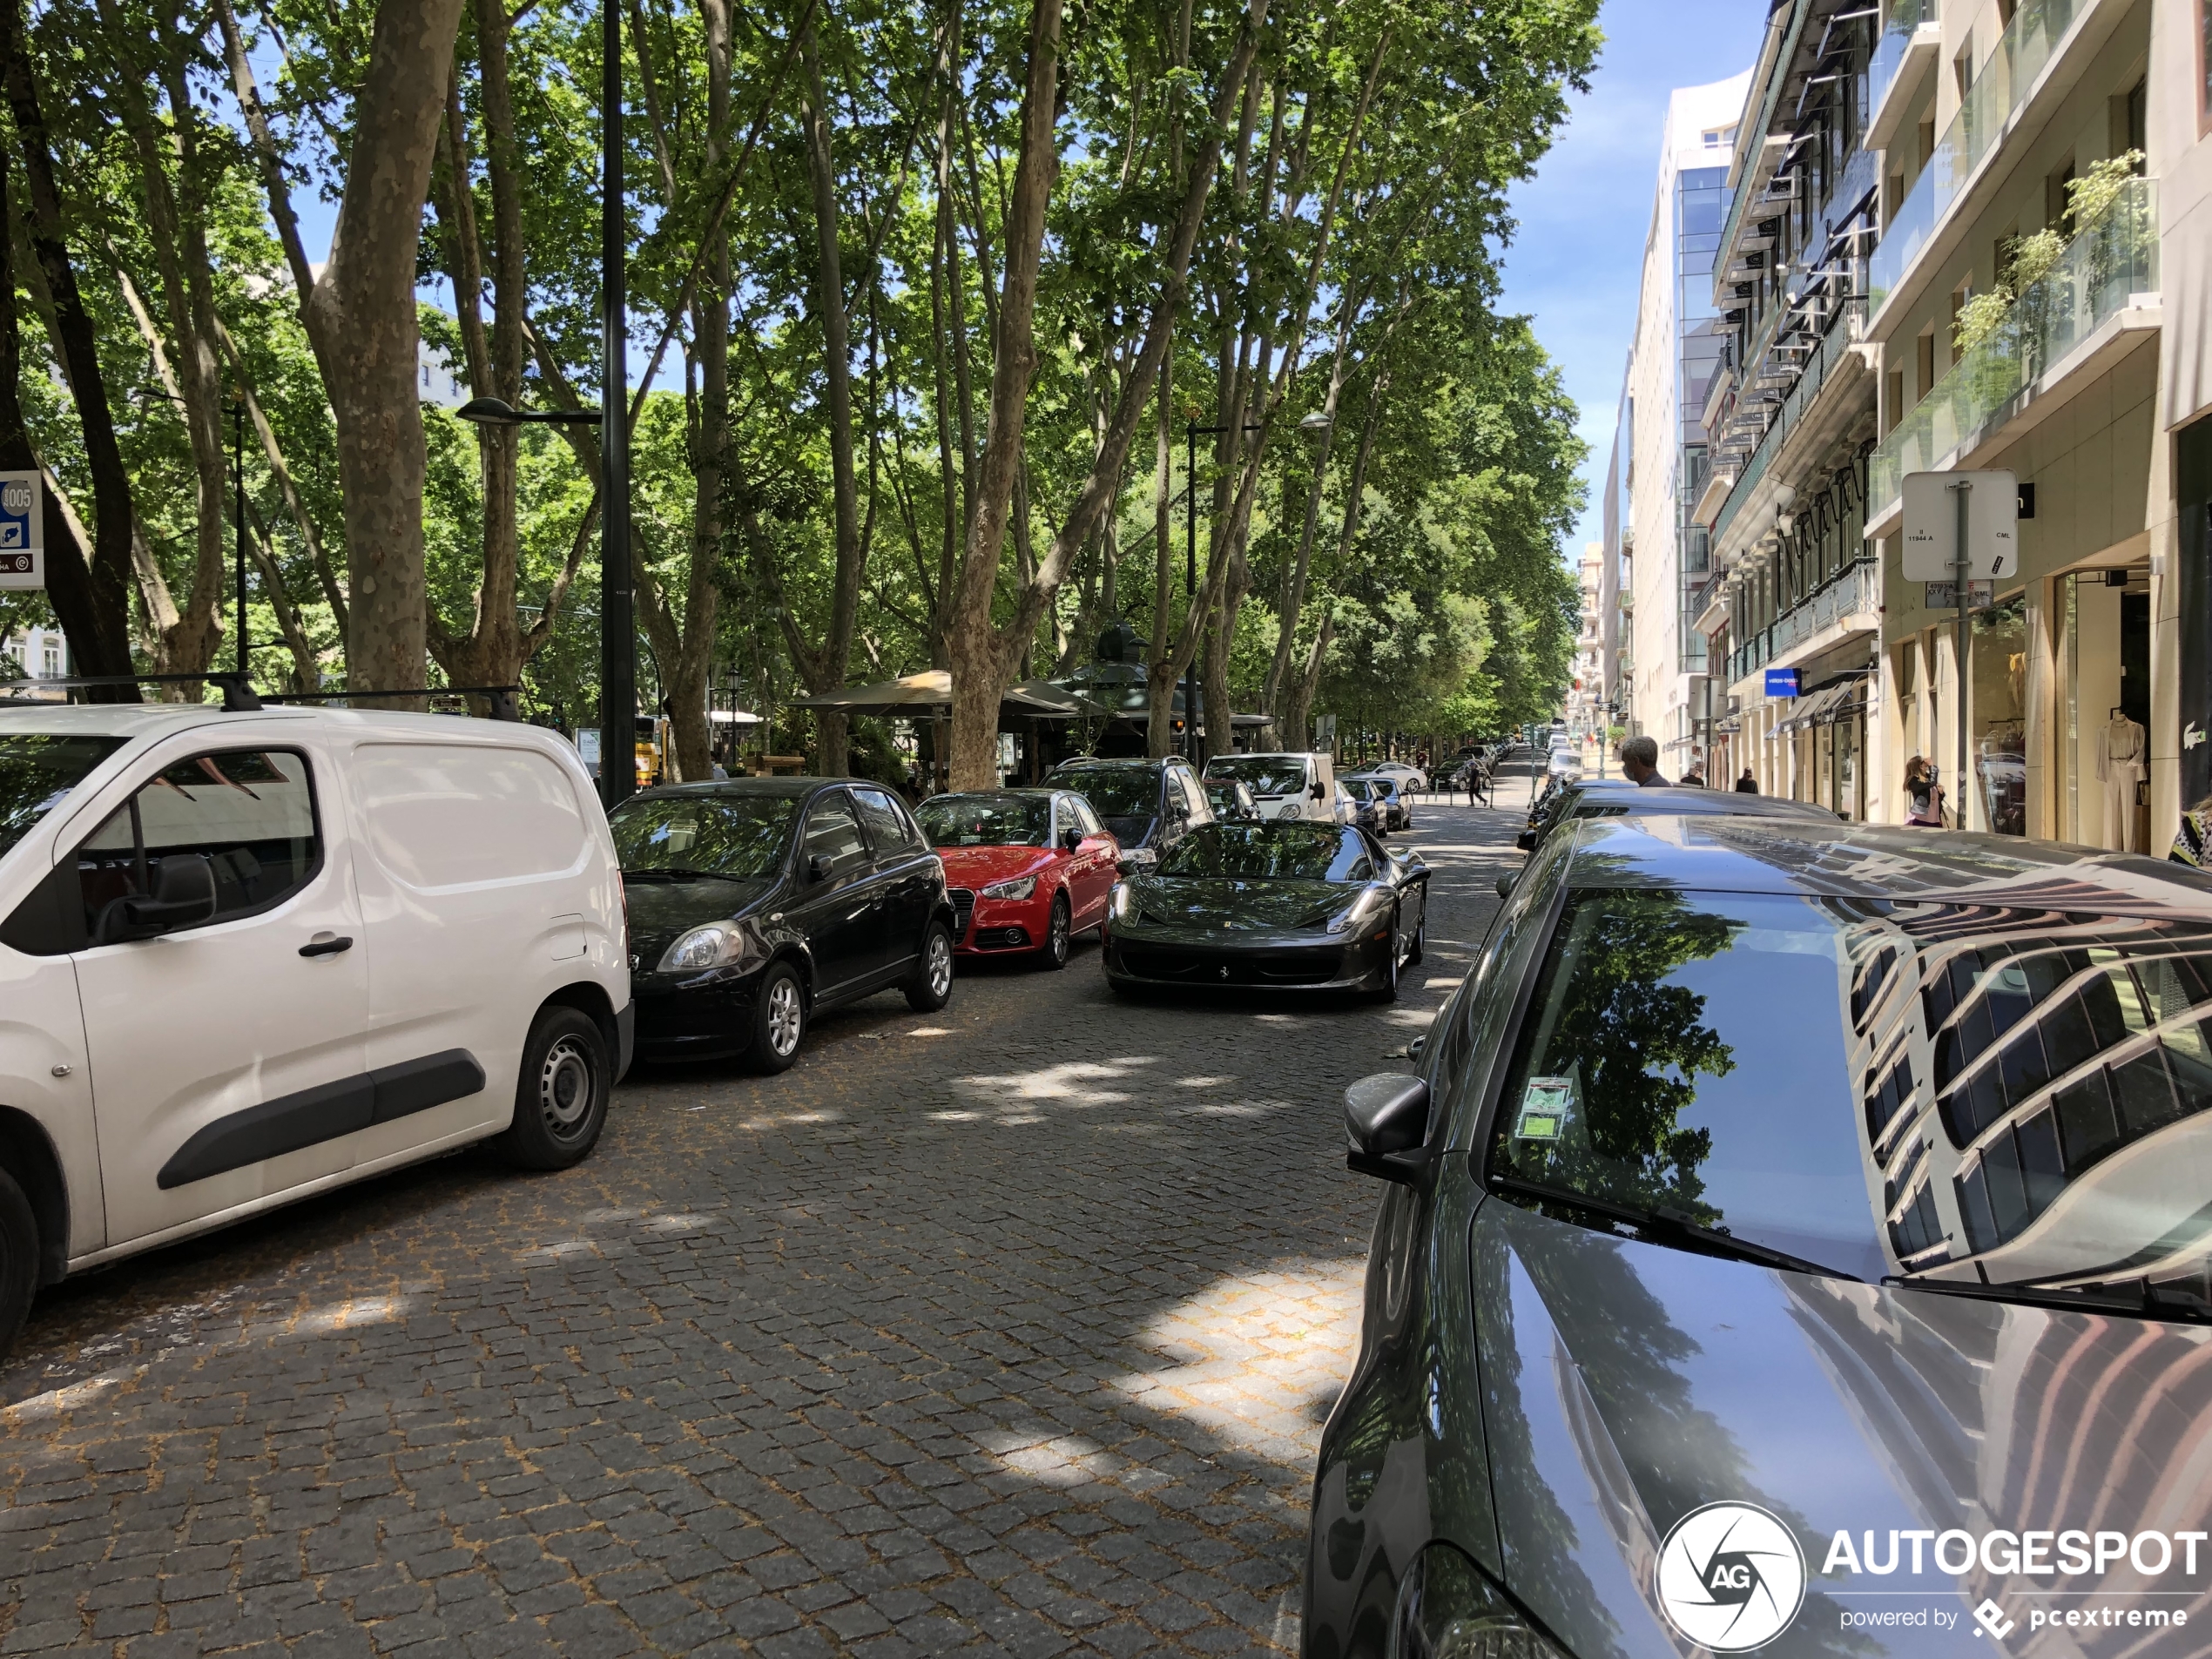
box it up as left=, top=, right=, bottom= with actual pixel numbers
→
left=1764, top=667, right=1800, bottom=698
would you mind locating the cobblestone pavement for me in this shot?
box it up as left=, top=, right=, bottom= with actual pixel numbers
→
left=0, top=773, right=1539, bottom=1659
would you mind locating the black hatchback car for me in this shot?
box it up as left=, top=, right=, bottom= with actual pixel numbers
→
left=613, top=779, right=955, bottom=1072
left=1312, top=814, right=2212, bottom=1659
left=1044, top=756, right=1214, bottom=873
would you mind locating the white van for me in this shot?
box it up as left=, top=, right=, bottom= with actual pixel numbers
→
left=1203, top=752, right=1339, bottom=823
left=0, top=704, right=631, bottom=1358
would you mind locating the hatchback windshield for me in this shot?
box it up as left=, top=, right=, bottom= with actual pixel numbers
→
left=917, top=793, right=1050, bottom=847
left=1487, top=890, right=2212, bottom=1296
left=0, top=733, right=125, bottom=861
left=1207, top=757, right=1309, bottom=797
left=1157, top=824, right=1370, bottom=882
left=610, top=794, right=799, bottom=879
left=1052, top=766, right=1157, bottom=819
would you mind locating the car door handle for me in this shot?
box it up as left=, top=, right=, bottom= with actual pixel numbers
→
left=299, top=934, right=354, bottom=958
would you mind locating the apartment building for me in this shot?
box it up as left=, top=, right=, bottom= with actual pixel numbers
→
left=1690, top=0, right=2212, bottom=844
left=1567, top=542, right=1611, bottom=753
left=2, top=624, right=66, bottom=690
left=1618, top=73, right=1753, bottom=775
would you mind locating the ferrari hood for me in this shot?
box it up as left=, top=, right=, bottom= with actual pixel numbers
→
left=1473, top=1198, right=2212, bottom=1657
left=1128, top=876, right=1347, bottom=931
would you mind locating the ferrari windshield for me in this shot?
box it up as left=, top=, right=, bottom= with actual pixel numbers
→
left=1487, top=890, right=2212, bottom=1297
left=0, top=732, right=125, bottom=860
left=1157, top=823, right=1372, bottom=882
left=1052, top=766, right=1157, bottom=819
left=916, top=793, right=1051, bottom=847
left=610, top=793, right=798, bottom=879
left=1206, top=757, right=1310, bottom=797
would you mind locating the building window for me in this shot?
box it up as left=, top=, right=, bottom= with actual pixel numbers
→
left=2201, top=0, right=2212, bottom=137
left=42, top=640, right=60, bottom=678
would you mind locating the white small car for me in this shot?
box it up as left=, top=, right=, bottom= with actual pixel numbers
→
left=1366, top=760, right=1427, bottom=792
left=1202, top=752, right=1338, bottom=823
left=0, top=704, right=631, bottom=1359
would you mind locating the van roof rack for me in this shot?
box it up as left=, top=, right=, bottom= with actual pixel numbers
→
left=0, top=676, right=525, bottom=718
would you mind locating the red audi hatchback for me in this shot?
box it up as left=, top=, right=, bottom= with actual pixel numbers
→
left=914, top=790, right=1122, bottom=968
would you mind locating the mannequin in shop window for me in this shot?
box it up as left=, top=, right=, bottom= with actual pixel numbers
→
left=2096, top=706, right=2148, bottom=852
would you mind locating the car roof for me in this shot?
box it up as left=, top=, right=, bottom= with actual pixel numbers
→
left=631, top=776, right=839, bottom=801
left=1562, top=814, right=2212, bottom=914
left=0, top=702, right=555, bottom=738
left=1573, top=786, right=1829, bottom=819
left=1051, top=756, right=1176, bottom=771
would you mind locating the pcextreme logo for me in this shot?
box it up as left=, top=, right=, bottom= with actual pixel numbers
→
left=1655, top=1502, right=1808, bottom=1651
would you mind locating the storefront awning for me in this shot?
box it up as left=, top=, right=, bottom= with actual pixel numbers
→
left=1773, top=680, right=1858, bottom=734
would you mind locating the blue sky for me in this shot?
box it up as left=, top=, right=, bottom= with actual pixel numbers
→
left=1496, top=0, right=1770, bottom=561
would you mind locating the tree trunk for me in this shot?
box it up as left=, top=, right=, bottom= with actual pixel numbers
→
left=1145, top=362, right=1176, bottom=759
left=944, top=0, right=1062, bottom=790
left=0, top=4, right=138, bottom=688
left=301, top=0, right=468, bottom=702
left=799, top=17, right=862, bottom=777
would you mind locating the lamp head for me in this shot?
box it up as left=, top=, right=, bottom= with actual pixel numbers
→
left=454, top=396, right=524, bottom=427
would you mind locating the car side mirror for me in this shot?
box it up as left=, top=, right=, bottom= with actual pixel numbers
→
left=1514, top=832, right=1536, bottom=852
left=807, top=853, right=832, bottom=883
left=98, top=854, right=218, bottom=944
left=1494, top=875, right=1515, bottom=900
left=1062, top=828, right=1083, bottom=851
left=1344, top=1073, right=1431, bottom=1184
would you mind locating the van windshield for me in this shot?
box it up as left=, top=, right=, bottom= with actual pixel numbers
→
left=0, top=733, right=125, bottom=861
left=609, top=794, right=799, bottom=880
left=1207, top=757, right=1309, bottom=797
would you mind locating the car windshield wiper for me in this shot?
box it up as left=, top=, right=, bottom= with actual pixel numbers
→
left=1487, top=1173, right=1858, bottom=1281
left=623, top=866, right=752, bottom=883
left=1887, top=1272, right=2212, bottom=1325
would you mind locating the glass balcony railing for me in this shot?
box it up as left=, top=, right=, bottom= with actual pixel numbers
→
left=1868, top=0, right=1938, bottom=120
left=1867, top=0, right=2084, bottom=315
left=1870, top=178, right=2155, bottom=518
left=1729, top=560, right=1881, bottom=685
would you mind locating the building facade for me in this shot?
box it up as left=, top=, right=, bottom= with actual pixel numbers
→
left=1684, top=0, right=2212, bottom=846
left=1618, top=74, right=1751, bottom=777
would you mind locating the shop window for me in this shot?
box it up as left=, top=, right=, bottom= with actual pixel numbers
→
left=2200, top=2, right=2212, bottom=138
left=1971, top=595, right=2028, bottom=834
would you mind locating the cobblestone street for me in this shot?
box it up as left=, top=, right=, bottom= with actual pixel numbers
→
left=0, top=783, right=1532, bottom=1659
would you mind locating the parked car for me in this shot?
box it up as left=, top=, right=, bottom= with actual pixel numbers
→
left=1316, top=815, right=2212, bottom=1659
left=914, top=789, right=1119, bottom=969
left=0, top=705, right=632, bottom=1361
left=1343, top=772, right=1412, bottom=831
left=1366, top=759, right=1427, bottom=792
left=1103, top=819, right=1428, bottom=1001
left=1043, top=756, right=1213, bottom=873
left=1514, top=777, right=1835, bottom=854
left=616, top=779, right=953, bottom=1073
left=1331, top=780, right=1361, bottom=826
left=1203, top=776, right=1263, bottom=823
left=1339, top=777, right=1385, bottom=836
left=1202, top=752, right=1339, bottom=823
left=1545, top=747, right=1583, bottom=780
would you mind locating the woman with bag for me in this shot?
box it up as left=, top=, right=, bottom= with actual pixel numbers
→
left=1904, top=756, right=1946, bottom=827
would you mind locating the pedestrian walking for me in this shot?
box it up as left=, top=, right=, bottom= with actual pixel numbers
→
left=1735, top=768, right=1758, bottom=793
left=1681, top=764, right=1706, bottom=787
left=1619, top=734, right=1668, bottom=787
left=1904, top=756, right=1946, bottom=826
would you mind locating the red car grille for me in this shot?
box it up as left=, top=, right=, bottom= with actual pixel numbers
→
left=948, top=888, right=976, bottom=940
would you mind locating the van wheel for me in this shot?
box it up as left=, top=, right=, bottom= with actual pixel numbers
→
left=905, top=923, right=954, bottom=1011
left=496, top=1008, right=610, bottom=1170
left=0, top=1167, right=37, bottom=1363
left=747, top=961, right=807, bottom=1074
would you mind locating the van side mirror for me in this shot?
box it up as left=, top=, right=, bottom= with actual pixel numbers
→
left=98, top=854, right=218, bottom=944
left=1344, top=1073, right=1431, bottom=1184
left=1310, top=780, right=1326, bottom=800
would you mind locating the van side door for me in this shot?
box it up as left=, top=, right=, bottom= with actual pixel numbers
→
left=345, top=739, right=598, bottom=1167
left=69, top=737, right=371, bottom=1246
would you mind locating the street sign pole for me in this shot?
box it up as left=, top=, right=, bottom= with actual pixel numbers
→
left=1952, top=480, right=1970, bottom=830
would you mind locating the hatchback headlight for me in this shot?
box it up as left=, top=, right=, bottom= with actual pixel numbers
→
left=981, top=874, right=1038, bottom=900
left=658, top=922, right=746, bottom=973
left=1325, top=887, right=1391, bottom=934
left=1391, top=1544, right=1569, bottom=1659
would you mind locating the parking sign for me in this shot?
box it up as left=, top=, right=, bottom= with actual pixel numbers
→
left=0, top=471, right=44, bottom=590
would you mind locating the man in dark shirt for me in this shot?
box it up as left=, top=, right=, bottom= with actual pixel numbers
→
left=1619, top=735, right=1667, bottom=787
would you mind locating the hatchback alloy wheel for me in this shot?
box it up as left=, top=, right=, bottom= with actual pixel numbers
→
left=1044, top=895, right=1072, bottom=969
left=766, top=974, right=804, bottom=1058
left=536, top=1034, right=600, bottom=1143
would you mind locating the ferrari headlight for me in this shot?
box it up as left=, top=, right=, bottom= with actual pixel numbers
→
left=1391, top=1544, right=1569, bottom=1659
left=1110, top=882, right=1137, bottom=921
left=1325, top=887, right=1391, bottom=934
left=658, top=922, right=746, bottom=973
left=981, top=874, right=1038, bottom=900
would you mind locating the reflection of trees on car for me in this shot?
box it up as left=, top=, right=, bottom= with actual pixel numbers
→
left=1500, top=891, right=1738, bottom=1218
